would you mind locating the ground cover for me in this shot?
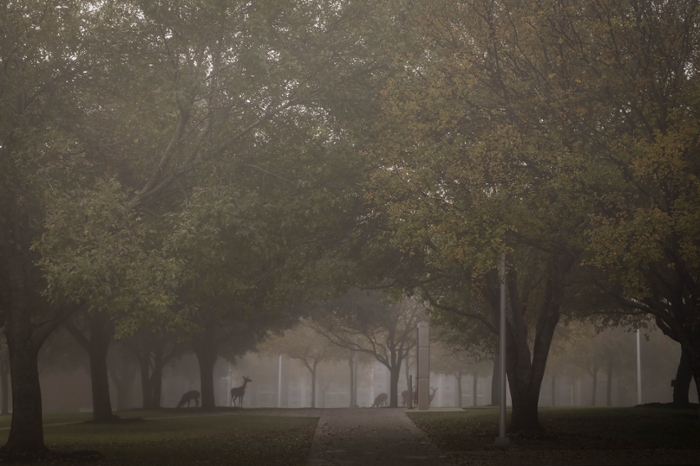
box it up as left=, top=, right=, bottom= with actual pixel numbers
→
left=408, top=406, right=700, bottom=466
left=0, top=413, right=318, bottom=465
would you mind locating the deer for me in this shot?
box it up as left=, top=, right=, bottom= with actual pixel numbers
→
left=429, top=387, right=438, bottom=405
left=176, top=390, right=200, bottom=408
left=230, top=376, right=252, bottom=408
left=409, top=388, right=438, bottom=406
left=372, top=392, right=388, bottom=407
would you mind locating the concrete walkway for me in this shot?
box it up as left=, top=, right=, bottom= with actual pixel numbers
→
left=307, top=408, right=453, bottom=466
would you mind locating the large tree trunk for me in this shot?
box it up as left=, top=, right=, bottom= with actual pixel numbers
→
left=150, top=364, right=164, bottom=408
left=348, top=352, right=356, bottom=407
left=64, top=312, right=116, bottom=422
left=388, top=363, right=401, bottom=408
left=131, top=333, right=178, bottom=410
left=0, top=356, right=10, bottom=415
left=490, top=354, right=499, bottom=406
left=88, top=338, right=115, bottom=420
left=138, top=357, right=152, bottom=409
left=456, top=370, right=462, bottom=408
left=138, top=354, right=165, bottom=410
left=108, top=350, right=138, bottom=411
left=192, top=333, right=218, bottom=410
left=504, top=254, right=571, bottom=432
left=606, top=360, right=613, bottom=407
left=1, top=256, right=72, bottom=455
left=113, top=367, right=137, bottom=411
left=590, top=368, right=598, bottom=406
left=673, top=349, right=693, bottom=406
left=87, top=313, right=116, bottom=421
left=3, top=327, right=45, bottom=455
left=551, top=376, right=556, bottom=407
left=310, top=366, right=317, bottom=408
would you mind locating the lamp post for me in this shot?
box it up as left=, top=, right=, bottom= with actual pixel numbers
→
left=495, top=254, right=510, bottom=445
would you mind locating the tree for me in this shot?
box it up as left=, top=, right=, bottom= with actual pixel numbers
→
left=63, top=310, right=118, bottom=422
left=432, top=320, right=495, bottom=407
left=0, top=337, right=9, bottom=415
left=258, top=322, right=343, bottom=408
left=360, top=0, right=700, bottom=430
left=0, top=0, right=390, bottom=454
left=0, top=0, right=99, bottom=454
left=311, top=291, right=425, bottom=408
left=124, top=327, right=187, bottom=410
left=107, top=343, right=140, bottom=411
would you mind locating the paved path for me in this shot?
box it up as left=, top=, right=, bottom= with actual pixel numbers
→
left=307, top=408, right=453, bottom=466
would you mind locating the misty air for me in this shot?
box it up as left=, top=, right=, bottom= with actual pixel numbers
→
left=0, top=1, right=698, bottom=465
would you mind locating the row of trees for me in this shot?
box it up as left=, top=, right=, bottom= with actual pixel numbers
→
left=348, top=0, right=700, bottom=431
left=2, top=0, right=700, bottom=456
left=0, top=0, right=387, bottom=455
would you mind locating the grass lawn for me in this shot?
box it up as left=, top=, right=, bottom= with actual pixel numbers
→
left=408, top=406, right=700, bottom=466
left=0, top=412, right=318, bottom=465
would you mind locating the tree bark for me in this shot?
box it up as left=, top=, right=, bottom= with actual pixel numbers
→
left=606, top=360, right=613, bottom=407
left=138, top=358, right=165, bottom=410
left=310, top=365, right=317, bottom=408
left=456, top=370, right=462, bottom=408
left=64, top=312, right=116, bottom=422
left=108, top=347, right=138, bottom=411
left=192, top=333, right=218, bottom=410
left=389, top=363, right=401, bottom=408
left=0, top=357, right=10, bottom=415
left=348, top=352, right=356, bottom=407
left=131, top=332, right=183, bottom=409
left=87, top=317, right=115, bottom=421
left=490, top=354, right=499, bottom=406
left=472, top=373, right=478, bottom=407
left=673, top=349, right=693, bottom=406
left=503, top=254, right=572, bottom=432
left=3, top=327, right=45, bottom=455
left=590, top=366, right=598, bottom=406
left=551, top=376, right=556, bottom=407
left=0, top=254, right=78, bottom=455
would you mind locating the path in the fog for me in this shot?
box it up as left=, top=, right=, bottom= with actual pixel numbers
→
left=306, top=408, right=454, bottom=466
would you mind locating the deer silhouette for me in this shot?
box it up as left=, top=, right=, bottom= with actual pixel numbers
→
left=176, top=390, right=200, bottom=408
left=230, top=376, right=252, bottom=408
left=372, top=392, right=388, bottom=407
left=429, top=387, right=438, bottom=405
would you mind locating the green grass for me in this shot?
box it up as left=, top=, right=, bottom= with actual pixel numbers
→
left=0, top=413, right=318, bottom=465
left=408, top=406, right=700, bottom=452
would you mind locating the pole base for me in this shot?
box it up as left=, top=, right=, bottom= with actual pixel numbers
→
left=494, top=437, right=510, bottom=446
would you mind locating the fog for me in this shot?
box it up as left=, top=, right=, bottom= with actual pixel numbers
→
left=30, top=324, right=697, bottom=413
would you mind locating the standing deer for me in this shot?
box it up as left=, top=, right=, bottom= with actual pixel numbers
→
left=372, top=392, right=388, bottom=407
left=410, top=388, right=438, bottom=406
left=176, top=390, right=200, bottom=408
left=401, top=390, right=410, bottom=407
left=429, top=387, right=438, bottom=405
left=230, top=376, right=252, bottom=408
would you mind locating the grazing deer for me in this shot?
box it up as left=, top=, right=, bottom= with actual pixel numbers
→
left=372, top=392, right=388, bottom=407
left=176, top=390, right=200, bottom=408
left=230, top=376, right=252, bottom=408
